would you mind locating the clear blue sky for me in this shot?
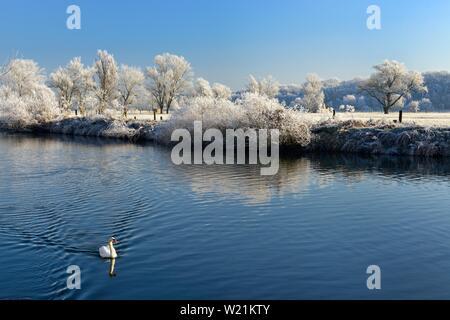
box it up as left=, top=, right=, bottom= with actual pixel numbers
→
left=1, top=0, right=450, bottom=89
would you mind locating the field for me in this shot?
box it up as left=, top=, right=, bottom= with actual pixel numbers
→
left=309, top=112, right=450, bottom=127
left=118, top=110, right=450, bottom=128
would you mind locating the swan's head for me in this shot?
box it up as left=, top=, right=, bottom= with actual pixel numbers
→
left=108, top=237, right=118, bottom=245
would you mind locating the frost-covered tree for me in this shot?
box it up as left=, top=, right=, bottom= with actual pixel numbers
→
left=212, top=83, right=232, bottom=100
left=420, top=98, right=433, bottom=112
left=2, top=59, right=45, bottom=97
left=118, top=65, right=145, bottom=117
left=69, top=58, right=95, bottom=115
left=247, top=75, right=279, bottom=98
left=302, top=74, right=326, bottom=113
left=343, top=94, right=356, bottom=106
left=195, top=78, right=232, bottom=100
left=49, top=67, right=75, bottom=112
left=0, top=60, right=10, bottom=78
left=408, top=100, right=420, bottom=113
left=359, top=60, right=427, bottom=114
left=94, top=50, right=119, bottom=114
left=0, top=59, right=59, bottom=124
left=194, top=77, right=213, bottom=97
left=50, top=58, right=96, bottom=114
left=146, top=53, right=192, bottom=114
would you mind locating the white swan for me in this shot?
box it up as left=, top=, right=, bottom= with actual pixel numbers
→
left=99, top=237, right=118, bottom=258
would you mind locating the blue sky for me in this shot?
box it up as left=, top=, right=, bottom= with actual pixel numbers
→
left=1, top=0, right=450, bottom=89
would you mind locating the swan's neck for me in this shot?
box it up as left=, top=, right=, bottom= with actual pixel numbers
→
left=108, top=242, right=116, bottom=256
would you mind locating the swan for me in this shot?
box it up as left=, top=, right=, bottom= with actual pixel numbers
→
left=99, top=237, right=118, bottom=258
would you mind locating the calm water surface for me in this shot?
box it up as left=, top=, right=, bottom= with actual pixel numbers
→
left=1, top=133, right=450, bottom=299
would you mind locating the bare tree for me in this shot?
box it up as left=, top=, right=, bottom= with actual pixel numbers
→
left=359, top=60, right=427, bottom=114
left=146, top=53, right=191, bottom=114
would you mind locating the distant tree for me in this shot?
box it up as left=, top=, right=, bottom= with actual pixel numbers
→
left=211, top=83, right=232, bottom=100
left=302, top=74, right=326, bottom=113
left=195, top=78, right=232, bottom=100
left=408, top=100, right=420, bottom=113
left=247, top=75, right=279, bottom=98
left=420, top=98, right=433, bottom=112
left=194, top=77, right=213, bottom=97
left=146, top=53, right=192, bottom=114
left=359, top=60, right=427, bottom=114
left=343, top=94, right=356, bottom=106
left=339, top=104, right=355, bottom=113
left=118, top=65, right=145, bottom=117
left=94, top=50, right=119, bottom=114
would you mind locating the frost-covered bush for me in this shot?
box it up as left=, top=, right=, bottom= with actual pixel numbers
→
left=0, top=84, right=59, bottom=126
left=155, top=92, right=311, bottom=146
left=0, top=59, right=60, bottom=127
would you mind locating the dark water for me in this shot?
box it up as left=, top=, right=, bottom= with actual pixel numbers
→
left=1, top=133, right=450, bottom=300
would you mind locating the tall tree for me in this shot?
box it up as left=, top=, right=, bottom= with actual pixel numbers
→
left=70, top=58, right=95, bottom=116
left=49, top=67, right=75, bottom=112
left=94, top=50, right=119, bottom=114
left=118, top=65, right=145, bottom=117
left=146, top=53, right=191, bottom=114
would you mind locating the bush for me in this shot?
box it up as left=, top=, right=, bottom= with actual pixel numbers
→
left=0, top=84, right=60, bottom=127
left=154, top=93, right=311, bottom=146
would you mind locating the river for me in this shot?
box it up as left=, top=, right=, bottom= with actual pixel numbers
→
left=1, top=133, right=450, bottom=299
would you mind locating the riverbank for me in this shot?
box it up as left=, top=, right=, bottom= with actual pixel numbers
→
left=309, top=120, right=450, bottom=157
left=1, top=117, right=450, bottom=157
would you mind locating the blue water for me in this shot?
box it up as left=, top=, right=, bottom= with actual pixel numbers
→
left=1, top=133, right=450, bottom=299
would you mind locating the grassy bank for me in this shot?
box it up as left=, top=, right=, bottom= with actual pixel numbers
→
left=2, top=116, right=450, bottom=158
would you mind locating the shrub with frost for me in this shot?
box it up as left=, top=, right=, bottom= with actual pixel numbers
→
left=0, top=59, right=59, bottom=127
left=155, top=92, right=310, bottom=147
left=0, top=84, right=59, bottom=126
